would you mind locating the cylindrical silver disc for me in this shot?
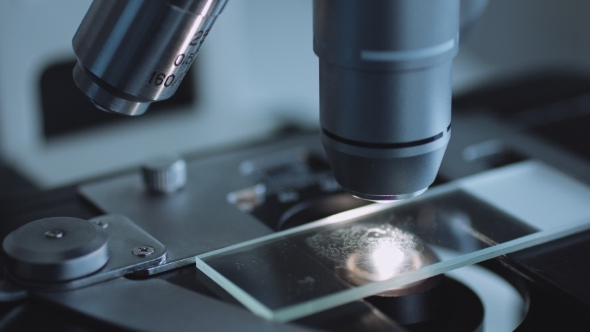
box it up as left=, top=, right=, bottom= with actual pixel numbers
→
left=2, top=217, right=109, bottom=282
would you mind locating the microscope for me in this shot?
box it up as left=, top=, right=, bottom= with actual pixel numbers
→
left=2, top=1, right=590, bottom=331
left=72, top=0, right=458, bottom=202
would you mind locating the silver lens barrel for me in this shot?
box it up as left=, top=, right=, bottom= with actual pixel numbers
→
left=314, top=0, right=460, bottom=202
left=73, top=0, right=227, bottom=116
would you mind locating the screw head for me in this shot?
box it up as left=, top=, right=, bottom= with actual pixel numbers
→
left=93, top=220, right=108, bottom=229
left=44, top=229, right=65, bottom=239
left=132, top=246, right=155, bottom=257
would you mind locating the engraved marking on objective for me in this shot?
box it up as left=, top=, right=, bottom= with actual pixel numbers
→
left=189, top=29, right=210, bottom=47
left=189, top=30, right=203, bottom=46
left=148, top=72, right=176, bottom=87
left=172, top=72, right=186, bottom=87
left=164, top=75, right=175, bottom=87
left=147, top=27, right=205, bottom=88
left=184, top=52, right=197, bottom=66
left=174, top=52, right=197, bottom=67
left=174, top=54, right=185, bottom=66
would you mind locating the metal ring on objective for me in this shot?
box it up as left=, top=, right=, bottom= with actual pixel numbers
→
left=321, top=128, right=445, bottom=150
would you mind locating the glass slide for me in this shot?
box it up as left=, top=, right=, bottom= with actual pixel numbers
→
left=196, top=161, right=590, bottom=322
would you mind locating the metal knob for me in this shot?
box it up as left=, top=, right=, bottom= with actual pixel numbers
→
left=2, top=217, right=109, bottom=282
left=142, top=156, right=187, bottom=194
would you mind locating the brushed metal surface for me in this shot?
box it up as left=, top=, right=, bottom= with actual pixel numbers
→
left=39, top=277, right=313, bottom=332
left=79, top=134, right=325, bottom=274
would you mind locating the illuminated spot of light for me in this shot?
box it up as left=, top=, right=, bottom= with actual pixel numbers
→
left=371, top=245, right=406, bottom=280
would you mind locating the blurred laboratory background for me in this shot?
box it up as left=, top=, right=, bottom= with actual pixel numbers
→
left=0, top=0, right=589, bottom=189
